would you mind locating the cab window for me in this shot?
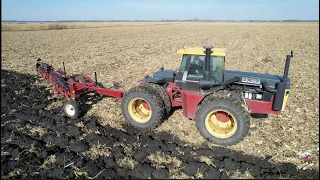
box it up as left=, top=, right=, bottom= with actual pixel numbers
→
left=178, top=54, right=225, bottom=82
left=187, top=55, right=205, bottom=80
left=179, top=54, right=189, bottom=72
left=211, top=56, right=224, bottom=82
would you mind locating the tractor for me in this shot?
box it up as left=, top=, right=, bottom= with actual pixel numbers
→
left=121, top=45, right=292, bottom=146
left=36, top=45, right=292, bottom=146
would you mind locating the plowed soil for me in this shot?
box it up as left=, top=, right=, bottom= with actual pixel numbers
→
left=1, top=22, right=319, bottom=179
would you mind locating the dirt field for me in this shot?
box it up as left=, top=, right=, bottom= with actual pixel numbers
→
left=1, top=22, right=319, bottom=179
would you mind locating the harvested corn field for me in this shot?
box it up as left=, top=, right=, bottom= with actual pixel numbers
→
left=1, top=22, right=319, bottom=179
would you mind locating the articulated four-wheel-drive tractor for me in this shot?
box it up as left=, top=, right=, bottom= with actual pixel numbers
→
left=36, top=45, right=292, bottom=146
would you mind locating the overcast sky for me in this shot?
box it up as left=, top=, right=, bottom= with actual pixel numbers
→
left=2, top=0, right=319, bottom=21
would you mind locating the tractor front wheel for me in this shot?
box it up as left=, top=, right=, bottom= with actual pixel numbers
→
left=195, top=93, right=250, bottom=146
left=121, top=86, right=165, bottom=130
left=63, top=101, right=80, bottom=119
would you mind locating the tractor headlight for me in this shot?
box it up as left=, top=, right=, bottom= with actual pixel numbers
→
left=241, top=76, right=261, bottom=85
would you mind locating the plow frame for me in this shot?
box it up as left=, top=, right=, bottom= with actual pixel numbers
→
left=36, top=59, right=123, bottom=101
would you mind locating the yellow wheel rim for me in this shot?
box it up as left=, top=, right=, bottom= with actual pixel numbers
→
left=205, top=109, right=237, bottom=138
left=128, top=98, right=152, bottom=123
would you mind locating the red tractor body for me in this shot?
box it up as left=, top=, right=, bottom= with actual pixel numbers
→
left=165, top=82, right=280, bottom=120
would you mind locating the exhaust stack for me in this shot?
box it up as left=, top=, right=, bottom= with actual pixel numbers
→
left=273, top=51, right=293, bottom=111
left=203, top=45, right=213, bottom=81
left=283, top=50, right=293, bottom=84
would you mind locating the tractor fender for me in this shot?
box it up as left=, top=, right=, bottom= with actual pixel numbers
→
left=201, top=77, right=241, bottom=99
left=199, top=90, right=250, bottom=113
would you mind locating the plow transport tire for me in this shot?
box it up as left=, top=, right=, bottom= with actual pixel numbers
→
left=63, top=101, right=80, bottom=119
left=195, top=91, right=250, bottom=146
left=140, top=83, right=172, bottom=116
left=121, top=86, right=165, bottom=130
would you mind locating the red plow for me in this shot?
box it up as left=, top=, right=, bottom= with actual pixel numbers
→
left=36, top=58, right=123, bottom=118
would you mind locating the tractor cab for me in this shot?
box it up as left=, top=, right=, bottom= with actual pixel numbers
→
left=175, top=46, right=228, bottom=90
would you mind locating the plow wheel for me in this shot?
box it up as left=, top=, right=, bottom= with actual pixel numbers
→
left=121, top=86, right=165, bottom=129
left=63, top=101, right=80, bottom=119
left=195, top=93, right=249, bottom=146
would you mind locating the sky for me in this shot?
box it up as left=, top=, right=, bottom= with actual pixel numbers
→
left=1, top=0, right=319, bottom=21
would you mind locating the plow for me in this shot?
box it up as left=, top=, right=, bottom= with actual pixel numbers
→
left=36, top=45, right=293, bottom=146
left=36, top=58, right=123, bottom=118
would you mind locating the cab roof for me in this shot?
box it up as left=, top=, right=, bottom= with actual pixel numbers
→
left=176, top=47, right=228, bottom=56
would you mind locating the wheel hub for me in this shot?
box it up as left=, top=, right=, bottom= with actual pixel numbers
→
left=215, top=112, right=230, bottom=123
left=128, top=98, right=152, bottom=123
left=142, top=101, right=151, bottom=110
left=205, top=109, right=237, bottom=138
left=65, top=104, right=75, bottom=116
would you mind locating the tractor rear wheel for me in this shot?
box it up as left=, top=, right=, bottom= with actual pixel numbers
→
left=63, top=101, right=80, bottom=119
left=195, top=91, right=250, bottom=146
left=121, top=86, right=165, bottom=129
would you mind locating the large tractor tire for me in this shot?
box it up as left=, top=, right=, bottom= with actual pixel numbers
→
left=140, top=83, right=172, bottom=116
left=121, top=86, right=165, bottom=130
left=195, top=91, right=250, bottom=146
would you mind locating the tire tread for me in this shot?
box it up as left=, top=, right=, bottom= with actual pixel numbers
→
left=121, top=86, right=165, bottom=130
left=196, top=90, right=250, bottom=146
